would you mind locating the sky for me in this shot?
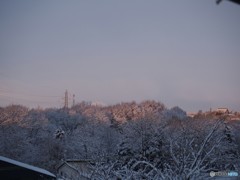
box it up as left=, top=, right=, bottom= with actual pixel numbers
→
left=0, top=0, right=240, bottom=112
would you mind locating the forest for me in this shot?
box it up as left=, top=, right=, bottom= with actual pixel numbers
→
left=0, top=100, right=239, bottom=179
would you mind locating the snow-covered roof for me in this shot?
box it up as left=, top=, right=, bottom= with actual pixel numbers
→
left=0, top=156, right=56, bottom=177
left=66, top=159, right=92, bottom=162
left=58, top=161, right=92, bottom=179
left=57, top=159, right=91, bottom=170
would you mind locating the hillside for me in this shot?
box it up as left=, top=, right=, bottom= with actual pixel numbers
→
left=0, top=101, right=239, bottom=179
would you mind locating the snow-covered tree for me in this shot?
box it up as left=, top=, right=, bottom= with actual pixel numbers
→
left=163, top=118, right=237, bottom=179
left=163, top=106, right=187, bottom=120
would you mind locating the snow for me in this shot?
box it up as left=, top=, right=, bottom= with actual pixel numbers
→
left=0, top=156, right=56, bottom=177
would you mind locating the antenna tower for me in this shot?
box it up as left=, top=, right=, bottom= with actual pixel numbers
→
left=64, top=90, right=68, bottom=108
left=72, top=94, right=75, bottom=107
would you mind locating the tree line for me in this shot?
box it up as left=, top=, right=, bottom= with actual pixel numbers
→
left=0, top=100, right=239, bottom=179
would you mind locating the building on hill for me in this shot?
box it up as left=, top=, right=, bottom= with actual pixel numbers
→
left=215, top=108, right=229, bottom=115
left=0, top=156, right=56, bottom=180
left=187, top=112, right=197, bottom=118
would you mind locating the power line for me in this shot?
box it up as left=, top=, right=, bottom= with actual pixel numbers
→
left=0, top=91, right=61, bottom=98
left=0, top=90, right=76, bottom=108
left=0, top=91, right=62, bottom=107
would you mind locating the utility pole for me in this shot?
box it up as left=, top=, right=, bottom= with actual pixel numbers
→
left=64, top=90, right=68, bottom=108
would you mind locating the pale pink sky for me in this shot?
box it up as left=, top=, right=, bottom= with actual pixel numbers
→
left=1, top=0, right=240, bottom=112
